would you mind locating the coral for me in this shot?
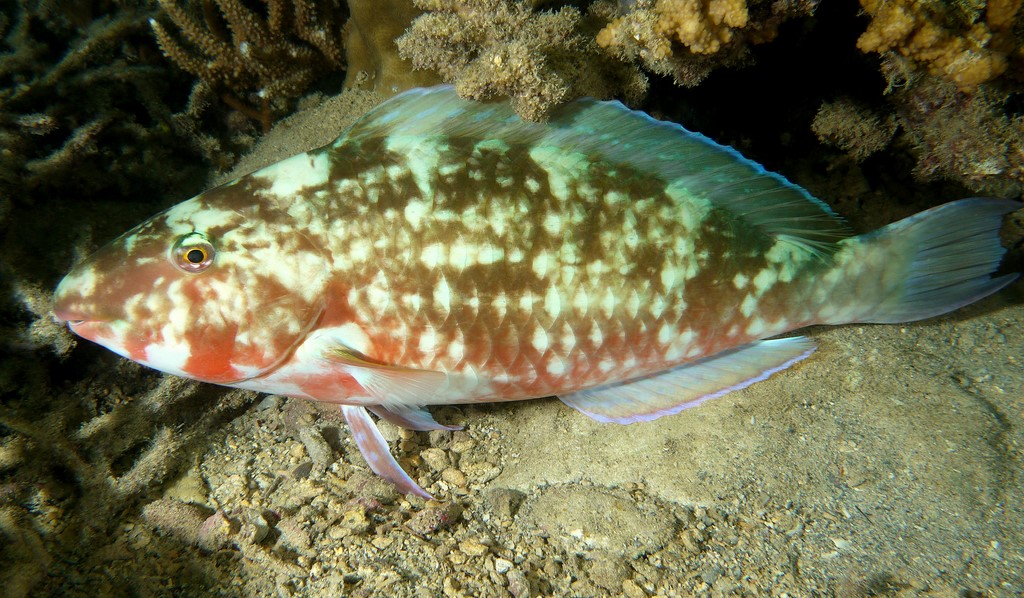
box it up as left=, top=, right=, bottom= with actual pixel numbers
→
left=895, top=76, right=1024, bottom=196
left=0, top=0, right=213, bottom=306
left=654, top=0, right=750, bottom=55
left=396, top=0, right=648, bottom=121
left=0, top=3, right=202, bottom=203
left=343, top=0, right=442, bottom=94
left=856, top=0, right=1023, bottom=90
left=150, top=0, right=346, bottom=130
left=593, top=0, right=815, bottom=87
left=812, top=98, right=899, bottom=161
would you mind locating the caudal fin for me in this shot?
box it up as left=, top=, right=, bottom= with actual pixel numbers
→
left=855, top=198, right=1019, bottom=324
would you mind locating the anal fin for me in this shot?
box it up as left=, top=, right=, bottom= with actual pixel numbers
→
left=559, top=337, right=816, bottom=424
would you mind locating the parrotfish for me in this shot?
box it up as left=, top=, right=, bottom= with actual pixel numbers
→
left=54, top=86, right=1019, bottom=498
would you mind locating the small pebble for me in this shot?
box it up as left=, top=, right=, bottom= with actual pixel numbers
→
left=700, top=565, right=723, bottom=586
left=507, top=569, right=530, bottom=598
left=462, top=461, right=501, bottom=483
left=290, top=461, right=314, bottom=480
left=240, top=510, right=270, bottom=545
left=277, top=516, right=311, bottom=550
left=459, top=539, right=489, bottom=556
left=589, top=553, right=628, bottom=591
left=141, top=499, right=212, bottom=547
left=450, top=434, right=476, bottom=453
left=441, top=468, right=467, bottom=487
left=407, top=503, right=461, bottom=537
left=420, top=448, right=449, bottom=471
left=622, top=579, right=646, bottom=598
left=299, top=427, right=334, bottom=466
left=495, top=558, right=513, bottom=574
left=680, top=528, right=704, bottom=554
left=340, top=507, right=371, bottom=534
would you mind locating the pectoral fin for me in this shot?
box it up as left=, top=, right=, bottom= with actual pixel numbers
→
left=341, top=405, right=432, bottom=499
left=327, top=346, right=450, bottom=405
left=559, top=337, right=816, bottom=424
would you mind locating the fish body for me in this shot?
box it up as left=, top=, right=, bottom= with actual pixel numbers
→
left=54, top=87, right=1019, bottom=497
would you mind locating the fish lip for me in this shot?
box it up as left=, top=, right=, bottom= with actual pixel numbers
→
left=53, top=308, right=103, bottom=326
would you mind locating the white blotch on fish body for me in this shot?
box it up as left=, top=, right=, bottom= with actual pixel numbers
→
left=572, top=287, right=589, bottom=313
left=421, top=243, right=444, bottom=268
left=753, top=268, right=777, bottom=295
left=599, top=287, right=616, bottom=319
left=533, top=252, right=553, bottom=278
left=740, top=294, right=758, bottom=318
left=433, top=277, right=451, bottom=316
left=418, top=327, right=439, bottom=356
left=387, top=136, right=443, bottom=195
left=546, top=355, right=566, bottom=376
left=477, top=244, right=504, bottom=265
left=746, top=317, right=767, bottom=337
left=404, top=199, right=429, bottom=230
left=144, top=338, right=191, bottom=374
left=258, top=151, right=331, bottom=198
left=666, top=329, right=696, bottom=361
left=544, top=286, right=561, bottom=320
left=532, top=326, right=549, bottom=353
left=366, top=271, right=392, bottom=316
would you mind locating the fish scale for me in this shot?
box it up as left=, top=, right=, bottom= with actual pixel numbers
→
left=54, top=86, right=1019, bottom=498
left=322, top=131, right=739, bottom=395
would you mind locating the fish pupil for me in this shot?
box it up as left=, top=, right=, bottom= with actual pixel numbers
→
left=186, top=248, right=206, bottom=264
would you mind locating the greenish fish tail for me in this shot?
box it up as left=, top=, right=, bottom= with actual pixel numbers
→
left=817, top=198, right=1019, bottom=325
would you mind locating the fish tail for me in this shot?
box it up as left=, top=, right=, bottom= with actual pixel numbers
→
left=820, top=198, right=1019, bottom=325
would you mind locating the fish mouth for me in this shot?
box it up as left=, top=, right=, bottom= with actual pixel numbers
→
left=53, top=308, right=109, bottom=333
left=53, top=308, right=92, bottom=325
left=59, top=317, right=113, bottom=345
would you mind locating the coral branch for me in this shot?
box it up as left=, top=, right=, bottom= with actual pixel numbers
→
left=150, top=0, right=346, bottom=127
left=594, top=0, right=814, bottom=87
left=857, top=0, right=1021, bottom=90
left=397, top=0, right=647, bottom=121
left=655, top=0, right=749, bottom=55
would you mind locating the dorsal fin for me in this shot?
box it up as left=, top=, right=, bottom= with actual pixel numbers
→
left=336, top=86, right=853, bottom=255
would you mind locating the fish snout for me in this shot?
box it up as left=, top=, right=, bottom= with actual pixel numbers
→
left=53, top=269, right=105, bottom=326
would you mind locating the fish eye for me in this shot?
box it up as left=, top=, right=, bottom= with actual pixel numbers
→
left=172, top=233, right=215, bottom=273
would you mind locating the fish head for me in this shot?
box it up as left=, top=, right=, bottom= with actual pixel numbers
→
left=53, top=180, right=331, bottom=384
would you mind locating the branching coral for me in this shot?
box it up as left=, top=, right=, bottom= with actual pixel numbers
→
left=396, top=0, right=648, bottom=122
left=1, top=4, right=193, bottom=201
left=655, top=0, right=750, bottom=55
left=848, top=1, right=1024, bottom=195
left=856, top=0, right=1023, bottom=90
left=0, top=0, right=214, bottom=284
left=150, top=0, right=346, bottom=130
left=896, top=77, right=1024, bottom=196
left=594, top=0, right=815, bottom=86
left=812, top=98, right=899, bottom=161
